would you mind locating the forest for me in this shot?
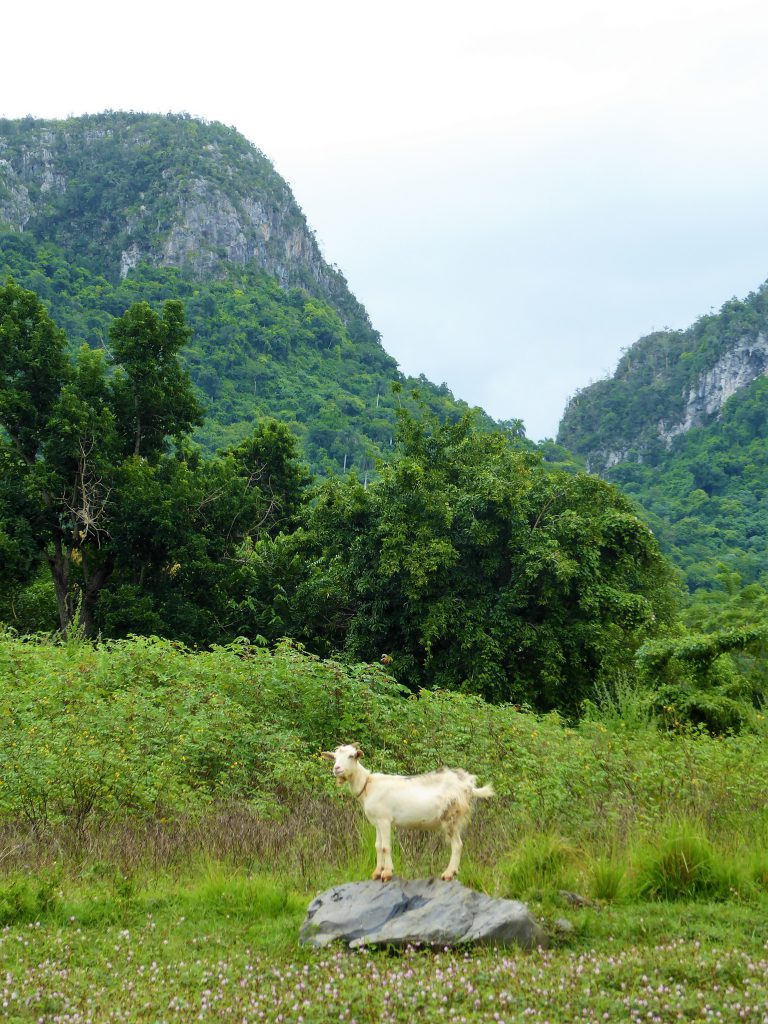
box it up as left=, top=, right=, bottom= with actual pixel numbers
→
left=2, top=276, right=767, bottom=731
left=0, top=230, right=492, bottom=476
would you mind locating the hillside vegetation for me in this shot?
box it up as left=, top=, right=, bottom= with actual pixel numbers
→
left=0, top=113, right=493, bottom=474
left=558, top=285, right=768, bottom=469
left=557, top=284, right=768, bottom=592
left=0, top=230, right=487, bottom=475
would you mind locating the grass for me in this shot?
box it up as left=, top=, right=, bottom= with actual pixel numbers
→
left=2, top=865, right=768, bottom=1023
left=4, top=634, right=768, bottom=1018
left=1, top=821, right=768, bottom=1022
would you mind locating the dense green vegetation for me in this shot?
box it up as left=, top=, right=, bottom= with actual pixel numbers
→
left=4, top=632, right=768, bottom=845
left=556, top=280, right=768, bottom=595
left=2, top=633, right=768, bottom=1021
left=0, top=279, right=683, bottom=711
left=281, top=411, right=678, bottom=712
left=0, top=231, right=490, bottom=474
left=606, top=373, right=768, bottom=589
left=558, top=284, right=768, bottom=467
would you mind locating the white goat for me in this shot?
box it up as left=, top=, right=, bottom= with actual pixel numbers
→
left=322, top=743, right=494, bottom=882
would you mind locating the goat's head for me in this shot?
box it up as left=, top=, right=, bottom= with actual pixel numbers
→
left=321, top=743, right=364, bottom=781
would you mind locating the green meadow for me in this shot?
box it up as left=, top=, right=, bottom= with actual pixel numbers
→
left=1, top=633, right=768, bottom=1021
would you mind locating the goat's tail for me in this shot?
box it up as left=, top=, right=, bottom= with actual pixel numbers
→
left=472, top=783, right=495, bottom=800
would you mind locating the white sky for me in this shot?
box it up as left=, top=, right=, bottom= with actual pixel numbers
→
left=5, top=0, right=768, bottom=439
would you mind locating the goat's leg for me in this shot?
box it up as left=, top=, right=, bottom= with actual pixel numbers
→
left=441, top=826, right=463, bottom=881
left=372, top=822, right=385, bottom=880
left=379, top=820, right=394, bottom=882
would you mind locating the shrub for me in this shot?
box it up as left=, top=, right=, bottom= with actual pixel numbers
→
left=632, top=823, right=741, bottom=901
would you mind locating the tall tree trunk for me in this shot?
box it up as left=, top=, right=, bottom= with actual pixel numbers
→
left=46, top=537, right=116, bottom=637
left=47, top=535, right=73, bottom=634
left=79, top=552, right=116, bottom=637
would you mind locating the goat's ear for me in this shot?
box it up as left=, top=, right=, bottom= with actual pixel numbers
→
left=320, top=751, right=335, bottom=761
left=355, top=748, right=364, bottom=760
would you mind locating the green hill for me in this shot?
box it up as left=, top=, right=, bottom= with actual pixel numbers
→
left=557, top=284, right=768, bottom=588
left=0, top=113, right=493, bottom=473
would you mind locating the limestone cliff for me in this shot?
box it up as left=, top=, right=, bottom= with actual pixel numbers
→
left=0, top=112, right=361, bottom=323
left=657, top=333, right=768, bottom=444
left=557, top=289, right=768, bottom=473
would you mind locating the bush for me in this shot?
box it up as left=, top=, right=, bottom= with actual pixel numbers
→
left=632, top=823, right=742, bottom=901
left=2, top=632, right=768, bottom=867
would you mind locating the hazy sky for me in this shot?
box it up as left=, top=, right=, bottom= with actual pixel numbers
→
left=5, top=0, right=768, bottom=439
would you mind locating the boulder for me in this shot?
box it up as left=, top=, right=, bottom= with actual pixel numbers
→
left=299, top=878, right=547, bottom=950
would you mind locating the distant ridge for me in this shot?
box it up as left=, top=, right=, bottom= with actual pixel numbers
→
left=558, top=286, right=768, bottom=473
left=0, top=111, right=370, bottom=328
left=556, top=285, right=768, bottom=587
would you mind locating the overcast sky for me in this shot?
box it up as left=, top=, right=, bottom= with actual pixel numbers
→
left=5, top=0, right=768, bottom=439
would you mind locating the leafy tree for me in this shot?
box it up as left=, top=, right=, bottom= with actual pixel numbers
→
left=96, top=420, right=310, bottom=645
left=0, top=281, right=203, bottom=635
left=108, top=300, right=202, bottom=457
left=637, top=625, right=768, bottom=733
left=292, top=409, right=679, bottom=713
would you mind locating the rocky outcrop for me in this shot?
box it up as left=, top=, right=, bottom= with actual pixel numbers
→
left=148, top=177, right=329, bottom=288
left=559, top=313, right=768, bottom=474
left=658, top=333, right=768, bottom=444
left=0, top=114, right=345, bottom=304
left=586, top=448, right=633, bottom=473
left=299, top=878, right=547, bottom=950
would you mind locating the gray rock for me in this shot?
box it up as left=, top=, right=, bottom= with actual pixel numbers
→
left=299, top=878, right=547, bottom=950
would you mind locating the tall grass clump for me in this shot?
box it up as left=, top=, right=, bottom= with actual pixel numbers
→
left=497, top=834, right=580, bottom=899
left=632, top=821, right=743, bottom=902
left=0, top=871, right=60, bottom=925
left=588, top=855, right=627, bottom=902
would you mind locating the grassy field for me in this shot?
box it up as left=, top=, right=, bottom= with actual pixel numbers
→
left=2, top=633, right=768, bottom=1020
left=1, top=863, right=768, bottom=1023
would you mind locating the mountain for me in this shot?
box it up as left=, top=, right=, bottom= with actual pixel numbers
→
left=0, top=112, right=493, bottom=472
left=0, top=111, right=358, bottom=309
left=557, top=285, right=768, bottom=588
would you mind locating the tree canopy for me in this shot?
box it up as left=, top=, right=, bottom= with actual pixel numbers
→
left=0, top=281, right=206, bottom=634
left=279, top=410, right=680, bottom=713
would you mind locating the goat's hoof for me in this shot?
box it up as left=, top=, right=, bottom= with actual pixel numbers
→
left=441, top=872, right=456, bottom=881
left=371, top=870, right=382, bottom=880
left=380, top=871, right=393, bottom=882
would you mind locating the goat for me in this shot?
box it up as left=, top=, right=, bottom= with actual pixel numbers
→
left=322, top=743, right=494, bottom=882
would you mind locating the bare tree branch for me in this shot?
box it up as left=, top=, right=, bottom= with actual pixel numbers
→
left=58, top=438, right=112, bottom=547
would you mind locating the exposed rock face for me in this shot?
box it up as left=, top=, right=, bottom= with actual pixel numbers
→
left=0, top=114, right=347, bottom=304
left=559, top=319, right=768, bottom=475
left=151, top=176, right=326, bottom=288
left=588, top=449, right=632, bottom=473
left=0, top=159, right=33, bottom=230
left=299, top=878, right=547, bottom=950
left=658, top=333, right=768, bottom=444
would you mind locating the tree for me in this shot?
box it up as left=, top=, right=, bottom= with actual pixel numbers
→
left=294, top=409, right=680, bottom=714
left=0, top=281, right=203, bottom=635
left=95, top=420, right=310, bottom=645
left=637, top=624, right=768, bottom=733
left=108, top=300, right=202, bottom=457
